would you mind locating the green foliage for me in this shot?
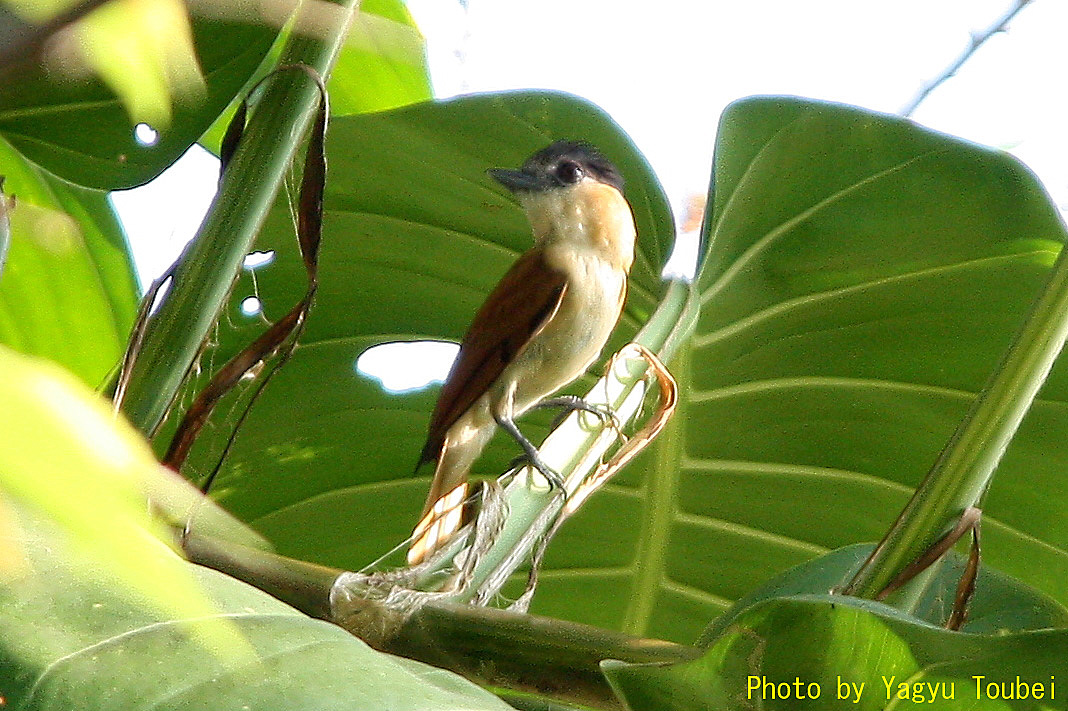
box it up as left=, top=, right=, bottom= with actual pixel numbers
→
left=3, top=0, right=208, bottom=132
left=3, top=4, right=1068, bottom=707
left=1, top=504, right=512, bottom=711
left=197, top=0, right=432, bottom=152
left=329, top=0, right=433, bottom=116
left=0, top=13, right=277, bottom=189
left=0, top=6, right=484, bottom=710
left=177, top=95, right=1068, bottom=649
left=0, top=346, right=250, bottom=672
left=605, top=596, right=1068, bottom=710
left=685, top=97, right=1068, bottom=621
left=700, top=544, right=1068, bottom=641
left=0, top=139, right=137, bottom=386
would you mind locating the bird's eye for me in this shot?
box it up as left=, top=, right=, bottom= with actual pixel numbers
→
left=556, top=161, right=584, bottom=184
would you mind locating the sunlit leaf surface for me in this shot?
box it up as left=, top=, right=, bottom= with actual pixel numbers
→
left=0, top=10, right=276, bottom=188
left=0, top=500, right=512, bottom=711
left=0, top=139, right=137, bottom=386
left=0, top=346, right=245, bottom=663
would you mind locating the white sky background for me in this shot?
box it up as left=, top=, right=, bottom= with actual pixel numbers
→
left=111, top=0, right=1068, bottom=387
left=408, top=0, right=1067, bottom=213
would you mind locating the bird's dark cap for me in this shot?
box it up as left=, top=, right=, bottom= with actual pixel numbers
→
left=489, top=140, right=624, bottom=193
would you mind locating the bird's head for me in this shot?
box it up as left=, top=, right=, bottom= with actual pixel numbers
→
left=489, top=140, right=634, bottom=267
left=488, top=140, right=624, bottom=194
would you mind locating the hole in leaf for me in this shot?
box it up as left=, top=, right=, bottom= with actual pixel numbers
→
left=356, top=340, right=458, bottom=393
left=134, top=123, right=159, bottom=146
left=243, top=250, right=276, bottom=270
left=240, top=296, right=262, bottom=316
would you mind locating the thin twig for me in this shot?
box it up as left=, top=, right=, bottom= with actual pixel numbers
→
left=900, top=0, right=1035, bottom=117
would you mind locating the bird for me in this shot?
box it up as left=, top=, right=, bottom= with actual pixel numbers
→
left=407, top=140, right=637, bottom=566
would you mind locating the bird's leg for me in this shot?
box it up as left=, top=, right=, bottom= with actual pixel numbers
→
left=493, top=412, right=564, bottom=490
left=531, top=394, right=622, bottom=433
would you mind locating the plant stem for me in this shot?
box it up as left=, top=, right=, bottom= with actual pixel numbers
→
left=0, top=184, right=10, bottom=276
left=845, top=239, right=1068, bottom=599
left=119, top=0, right=358, bottom=436
left=386, top=600, right=700, bottom=709
left=182, top=528, right=699, bottom=706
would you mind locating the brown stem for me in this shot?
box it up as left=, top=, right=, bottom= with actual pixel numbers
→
left=946, top=519, right=982, bottom=631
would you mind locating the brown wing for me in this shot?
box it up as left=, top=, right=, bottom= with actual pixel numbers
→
left=417, top=248, right=568, bottom=466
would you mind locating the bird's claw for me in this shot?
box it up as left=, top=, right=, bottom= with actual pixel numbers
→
left=537, top=395, right=623, bottom=436
left=507, top=452, right=564, bottom=491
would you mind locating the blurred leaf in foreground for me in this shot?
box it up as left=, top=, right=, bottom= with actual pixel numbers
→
left=4, top=0, right=205, bottom=128
left=0, top=345, right=249, bottom=663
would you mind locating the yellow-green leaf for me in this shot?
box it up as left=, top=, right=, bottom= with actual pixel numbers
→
left=0, top=346, right=249, bottom=661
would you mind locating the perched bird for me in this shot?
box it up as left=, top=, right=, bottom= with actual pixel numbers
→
left=408, top=140, right=637, bottom=565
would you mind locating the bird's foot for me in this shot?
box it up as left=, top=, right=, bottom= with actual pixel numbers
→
left=534, top=395, right=622, bottom=433
left=495, top=412, right=567, bottom=491
left=506, top=452, right=564, bottom=491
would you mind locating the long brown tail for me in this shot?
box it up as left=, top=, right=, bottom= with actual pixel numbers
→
left=408, top=408, right=496, bottom=565
left=408, top=485, right=469, bottom=566
left=408, top=453, right=470, bottom=565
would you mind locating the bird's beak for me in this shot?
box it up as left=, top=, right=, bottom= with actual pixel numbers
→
left=488, top=168, right=543, bottom=192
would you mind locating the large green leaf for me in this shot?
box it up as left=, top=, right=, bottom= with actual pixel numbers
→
left=329, top=0, right=432, bottom=116
left=603, top=596, right=1068, bottom=710
left=197, top=0, right=431, bottom=153
left=0, top=13, right=276, bottom=189
left=0, top=345, right=248, bottom=668
left=699, top=544, right=1068, bottom=642
left=172, top=90, right=672, bottom=567
left=0, top=137, right=137, bottom=385
left=0, top=503, right=513, bottom=711
left=670, top=97, right=1068, bottom=634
